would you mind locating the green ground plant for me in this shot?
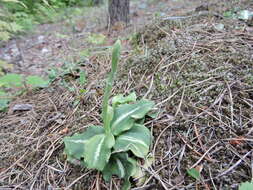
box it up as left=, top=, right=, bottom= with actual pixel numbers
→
left=0, top=73, right=49, bottom=111
left=239, top=181, right=253, bottom=190
left=0, top=73, right=49, bottom=88
left=63, top=40, right=155, bottom=190
left=87, top=33, right=106, bottom=45
left=223, top=8, right=253, bottom=20
left=47, top=61, right=87, bottom=93
left=0, top=61, right=87, bottom=111
left=187, top=168, right=201, bottom=180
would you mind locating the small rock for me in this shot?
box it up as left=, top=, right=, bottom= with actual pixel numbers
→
left=37, top=35, right=45, bottom=43
left=12, top=104, right=33, bottom=111
left=41, top=48, right=50, bottom=54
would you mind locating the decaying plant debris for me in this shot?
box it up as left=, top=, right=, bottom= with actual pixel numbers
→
left=0, top=0, right=253, bottom=189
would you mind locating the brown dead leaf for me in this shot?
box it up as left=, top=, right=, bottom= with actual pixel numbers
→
left=0, top=168, right=5, bottom=173
left=111, top=22, right=126, bottom=31
left=195, top=165, right=203, bottom=173
left=229, top=136, right=245, bottom=146
left=59, top=127, right=69, bottom=135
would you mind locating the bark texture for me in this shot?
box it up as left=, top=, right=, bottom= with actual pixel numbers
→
left=93, top=0, right=103, bottom=5
left=108, top=0, right=130, bottom=25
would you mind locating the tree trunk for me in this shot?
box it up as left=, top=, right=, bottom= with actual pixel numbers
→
left=93, top=0, right=103, bottom=5
left=108, top=0, right=130, bottom=26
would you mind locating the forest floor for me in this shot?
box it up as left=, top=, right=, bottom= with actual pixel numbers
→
left=0, top=0, right=253, bottom=189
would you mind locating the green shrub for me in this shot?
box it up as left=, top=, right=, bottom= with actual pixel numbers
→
left=0, top=0, right=24, bottom=41
left=0, top=0, right=93, bottom=42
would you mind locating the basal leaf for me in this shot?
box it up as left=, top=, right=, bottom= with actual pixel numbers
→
left=130, top=99, right=155, bottom=119
left=63, top=126, right=104, bottom=161
left=120, top=153, right=137, bottom=190
left=239, top=181, right=253, bottom=190
left=26, top=75, right=49, bottom=88
left=147, top=111, right=159, bottom=119
left=113, top=124, right=152, bottom=158
left=84, top=133, right=114, bottom=171
left=111, top=100, right=154, bottom=136
left=111, top=104, right=135, bottom=136
left=102, top=153, right=137, bottom=190
left=104, top=133, right=115, bottom=148
left=187, top=168, right=201, bottom=180
left=112, top=92, right=137, bottom=108
left=133, top=154, right=154, bottom=186
left=102, top=154, right=126, bottom=182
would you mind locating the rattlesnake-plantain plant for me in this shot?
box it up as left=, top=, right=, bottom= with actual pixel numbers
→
left=63, top=40, right=155, bottom=190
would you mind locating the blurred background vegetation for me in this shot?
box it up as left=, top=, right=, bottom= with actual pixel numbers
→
left=0, top=0, right=100, bottom=42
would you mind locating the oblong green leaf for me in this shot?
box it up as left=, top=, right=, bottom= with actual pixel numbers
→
left=102, top=153, right=137, bottom=190
left=112, top=92, right=137, bottom=108
left=119, top=153, right=137, bottom=190
left=130, top=100, right=155, bottom=119
left=113, top=124, right=152, bottom=158
left=26, top=75, right=49, bottom=88
left=0, top=74, right=23, bottom=87
left=111, top=100, right=154, bottom=135
left=84, top=133, right=115, bottom=171
left=102, top=154, right=126, bottom=182
left=187, top=168, right=201, bottom=180
left=63, top=126, right=104, bottom=161
left=133, top=154, right=154, bottom=186
left=239, top=181, right=253, bottom=190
